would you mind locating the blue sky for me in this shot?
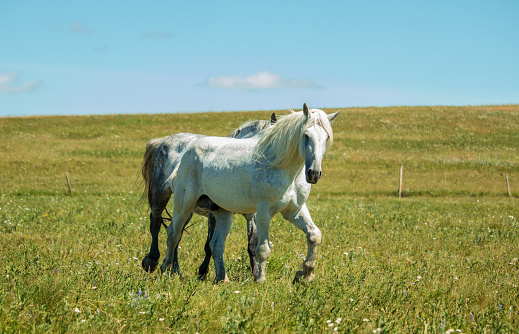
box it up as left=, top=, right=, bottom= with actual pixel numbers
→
left=1, top=0, right=518, bottom=117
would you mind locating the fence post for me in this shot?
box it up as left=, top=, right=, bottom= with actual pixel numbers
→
left=399, top=164, right=403, bottom=198
left=65, top=172, right=72, bottom=195
left=505, top=174, right=511, bottom=198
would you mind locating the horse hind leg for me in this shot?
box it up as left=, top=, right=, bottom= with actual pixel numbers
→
left=171, top=212, right=193, bottom=277
left=142, top=190, right=171, bottom=273
left=198, top=211, right=216, bottom=280
left=243, top=213, right=259, bottom=278
left=160, top=208, right=194, bottom=275
left=193, top=195, right=221, bottom=280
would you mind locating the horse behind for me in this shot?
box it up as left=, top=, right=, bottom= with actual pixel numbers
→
left=141, top=113, right=276, bottom=279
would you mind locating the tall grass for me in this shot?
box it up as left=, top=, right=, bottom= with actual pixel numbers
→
left=1, top=105, right=518, bottom=332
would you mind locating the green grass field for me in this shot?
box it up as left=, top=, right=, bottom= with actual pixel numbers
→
left=1, top=105, right=518, bottom=333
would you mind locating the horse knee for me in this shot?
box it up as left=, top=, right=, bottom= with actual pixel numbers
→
left=256, top=242, right=271, bottom=262
left=307, top=227, right=321, bottom=246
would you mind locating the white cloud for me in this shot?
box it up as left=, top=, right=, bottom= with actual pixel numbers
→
left=203, top=71, right=321, bottom=90
left=0, top=72, right=42, bottom=94
left=141, top=31, right=175, bottom=40
left=70, top=22, right=94, bottom=34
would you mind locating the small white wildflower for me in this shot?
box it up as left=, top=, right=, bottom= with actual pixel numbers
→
left=328, top=323, right=334, bottom=327
left=350, top=298, right=353, bottom=302
left=91, top=286, right=97, bottom=290
left=234, top=291, right=240, bottom=294
left=344, top=252, right=349, bottom=255
left=335, top=318, right=342, bottom=323
left=74, top=307, right=81, bottom=313
left=81, top=319, right=86, bottom=323
left=363, top=318, right=369, bottom=322
left=159, top=318, right=164, bottom=321
left=139, top=312, right=145, bottom=314
left=326, top=320, right=332, bottom=323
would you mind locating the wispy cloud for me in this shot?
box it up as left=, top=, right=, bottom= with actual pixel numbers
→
left=93, top=46, right=110, bottom=53
left=140, top=30, right=175, bottom=40
left=202, top=71, right=322, bottom=90
left=70, top=22, right=94, bottom=34
left=0, top=72, right=42, bottom=94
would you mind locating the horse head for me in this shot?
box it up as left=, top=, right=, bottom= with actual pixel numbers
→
left=299, top=103, right=340, bottom=184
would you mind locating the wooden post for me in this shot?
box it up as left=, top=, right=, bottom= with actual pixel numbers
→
left=65, top=172, right=72, bottom=195
left=398, top=164, right=403, bottom=198
left=505, top=174, right=511, bottom=198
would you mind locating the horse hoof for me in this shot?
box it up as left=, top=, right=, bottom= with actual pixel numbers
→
left=142, top=256, right=159, bottom=273
left=255, top=276, right=266, bottom=284
left=293, top=271, right=315, bottom=284
left=214, top=275, right=230, bottom=284
left=160, top=264, right=168, bottom=274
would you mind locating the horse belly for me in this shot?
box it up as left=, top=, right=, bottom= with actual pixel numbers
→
left=201, top=168, right=256, bottom=214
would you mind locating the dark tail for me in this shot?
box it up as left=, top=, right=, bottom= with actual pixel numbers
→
left=140, top=137, right=168, bottom=207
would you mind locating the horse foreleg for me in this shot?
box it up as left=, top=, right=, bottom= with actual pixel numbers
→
left=255, top=204, right=273, bottom=283
left=243, top=213, right=259, bottom=278
left=198, top=212, right=216, bottom=280
left=209, top=209, right=233, bottom=283
left=282, top=204, right=321, bottom=284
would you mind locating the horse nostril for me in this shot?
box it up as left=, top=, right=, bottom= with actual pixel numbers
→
left=319, top=171, right=322, bottom=178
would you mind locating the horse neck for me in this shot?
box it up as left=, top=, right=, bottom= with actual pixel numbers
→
left=278, top=153, right=305, bottom=181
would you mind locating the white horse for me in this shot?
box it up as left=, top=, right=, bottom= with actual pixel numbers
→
left=161, top=104, right=340, bottom=283
left=141, top=114, right=276, bottom=278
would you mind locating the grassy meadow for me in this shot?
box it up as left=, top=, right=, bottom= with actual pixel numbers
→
left=1, top=105, right=518, bottom=333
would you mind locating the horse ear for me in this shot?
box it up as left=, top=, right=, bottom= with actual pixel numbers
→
left=303, top=103, right=309, bottom=117
left=270, top=112, right=277, bottom=124
left=327, top=110, right=341, bottom=124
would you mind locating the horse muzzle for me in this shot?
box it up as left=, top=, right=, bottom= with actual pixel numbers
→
left=306, top=169, right=322, bottom=184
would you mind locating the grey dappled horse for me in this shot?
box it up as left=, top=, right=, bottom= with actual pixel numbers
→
left=141, top=113, right=276, bottom=279
left=161, top=104, right=340, bottom=283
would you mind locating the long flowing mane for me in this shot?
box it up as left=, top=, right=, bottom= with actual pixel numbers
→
left=253, top=109, right=333, bottom=168
left=228, top=119, right=271, bottom=138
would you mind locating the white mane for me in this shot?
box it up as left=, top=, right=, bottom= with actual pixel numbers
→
left=253, top=109, right=333, bottom=168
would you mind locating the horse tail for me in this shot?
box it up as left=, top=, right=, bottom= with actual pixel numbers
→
left=140, top=136, right=168, bottom=207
